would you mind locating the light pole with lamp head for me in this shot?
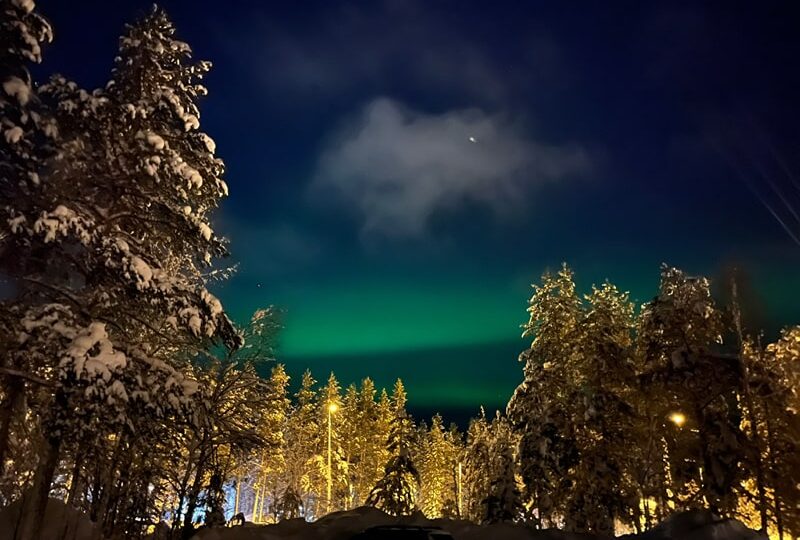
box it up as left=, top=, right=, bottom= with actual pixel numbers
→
left=327, top=402, right=338, bottom=514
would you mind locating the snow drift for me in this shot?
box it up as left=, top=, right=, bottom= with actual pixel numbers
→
left=0, top=498, right=97, bottom=540
left=0, top=502, right=765, bottom=540
left=192, top=507, right=765, bottom=540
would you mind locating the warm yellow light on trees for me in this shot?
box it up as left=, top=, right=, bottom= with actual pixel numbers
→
left=668, top=411, right=686, bottom=427
left=328, top=402, right=339, bottom=413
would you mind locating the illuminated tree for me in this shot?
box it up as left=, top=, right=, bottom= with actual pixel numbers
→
left=251, top=364, right=290, bottom=524
left=636, top=266, right=743, bottom=517
left=482, top=415, right=521, bottom=524
left=565, top=282, right=638, bottom=534
left=508, top=264, right=581, bottom=528
left=367, top=405, right=419, bottom=516
left=746, top=328, right=800, bottom=539
left=316, top=373, right=347, bottom=514
left=339, top=378, right=390, bottom=508
left=0, top=6, right=241, bottom=538
left=416, top=414, right=460, bottom=518
left=462, top=408, right=491, bottom=522
left=284, top=370, right=320, bottom=516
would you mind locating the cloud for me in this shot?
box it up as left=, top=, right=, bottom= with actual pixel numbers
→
left=311, top=98, right=591, bottom=237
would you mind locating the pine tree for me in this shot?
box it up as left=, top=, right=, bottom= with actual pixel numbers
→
left=417, top=414, right=459, bottom=518
left=367, top=406, right=419, bottom=516
left=508, top=264, right=582, bottom=528
left=462, top=409, right=491, bottom=522
left=758, top=328, right=800, bottom=538
left=2, top=6, right=240, bottom=538
left=318, top=373, right=346, bottom=515
left=566, top=282, right=638, bottom=534
left=0, top=0, right=55, bottom=490
left=251, top=364, right=290, bottom=523
left=273, top=485, right=304, bottom=521
left=636, top=266, right=742, bottom=516
left=284, top=370, right=320, bottom=517
left=481, top=416, right=521, bottom=524
left=339, top=378, right=389, bottom=508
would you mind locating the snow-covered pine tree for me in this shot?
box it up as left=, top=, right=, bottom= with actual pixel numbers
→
left=340, top=382, right=361, bottom=509
left=283, top=370, right=320, bottom=517
left=0, top=0, right=55, bottom=485
left=356, top=378, right=388, bottom=507
left=507, top=264, right=582, bottom=528
left=338, top=378, right=391, bottom=508
left=373, top=388, right=393, bottom=488
left=462, top=408, right=491, bottom=522
left=417, top=414, right=458, bottom=518
left=3, top=6, right=239, bottom=539
left=636, top=266, right=742, bottom=516
left=318, top=372, right=346, bottom=514
left=250, top=364, right=289, bottom=523
left=481, top=416, right=521, bottom=524
left=273, top=485, right=304, bottom=520
left=566, top=282, right=638, bottom=535
left=389, top=379, right=412, bottom=454
left=366, top=406, right=420, bottom=517
left=757, top=328, right=800, bottom=538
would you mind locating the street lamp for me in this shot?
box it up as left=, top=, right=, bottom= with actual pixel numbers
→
left=668, top=411, right=686, bottom=427
left=457, top=462, right=463, bottom=518
left=327, top=402, right=338, bottom=514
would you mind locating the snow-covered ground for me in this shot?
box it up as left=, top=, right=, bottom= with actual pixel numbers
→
left=0, top=498, right=98, bottom=540
left=0, top=501, right=764, bottom=540
left=194, top=507, right=764, bottom=540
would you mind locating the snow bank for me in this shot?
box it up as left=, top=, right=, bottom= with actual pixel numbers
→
left=621, top=510, right=764, bottom=540
left=0, top=504, right=763, bottom=540
left=0, top=498, right=97, bottom=540
left=191, top=507, right=764, bottom=540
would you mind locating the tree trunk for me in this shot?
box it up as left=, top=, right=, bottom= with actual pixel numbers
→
left=0, top=378, right=23, bottom=477
left=171, top=449, right=197, bottom=535
left=89, top=433, right=126, bottom=540
left=234, top=475, right=241, bottom=515
left=182, top=443, right=208, bottom=540
left=101, top=447, right=134, bottom=539
left=743, top=378, right=768, bottom=530
left=14, top=434, right=61, bottom=540
left=67, top=439, right=87, bottom=507
left=764, top=410, right=784, bottom=540
left=252, top=478, right=260, bottom=523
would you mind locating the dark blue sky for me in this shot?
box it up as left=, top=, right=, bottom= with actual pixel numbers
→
left=37, top=0, right=800, bottom=422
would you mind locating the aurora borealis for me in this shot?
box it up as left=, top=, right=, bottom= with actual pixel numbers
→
left=41, top=0, right=800, bottom=423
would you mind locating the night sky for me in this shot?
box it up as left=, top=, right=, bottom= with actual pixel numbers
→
left=38, top=1, right=800, bottom=423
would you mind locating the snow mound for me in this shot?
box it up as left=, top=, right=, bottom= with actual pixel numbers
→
left=0, top=505, right=761, bottom=540
left=193, top=507, right=762, bottom=540
left=0, top=498, right=97, bottom=540
left=622, top=510, right=765, bottom=540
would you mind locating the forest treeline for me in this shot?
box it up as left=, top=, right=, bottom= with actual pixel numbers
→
left=0, top=2, right=798, bottom=540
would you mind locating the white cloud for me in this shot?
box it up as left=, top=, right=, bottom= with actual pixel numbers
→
left=311, top=98, right=591, bottom=237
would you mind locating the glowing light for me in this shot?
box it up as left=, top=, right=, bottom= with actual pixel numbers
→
left=328, top=402, right=338, bottom=413
left=669, top=411, right=686, bottom=427
left=468, top=136, right=477, bottom=143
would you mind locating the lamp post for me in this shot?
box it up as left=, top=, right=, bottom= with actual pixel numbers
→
left=327, top=402, right=338, bottom=515
left=668, top=411, right=686, bottom=428
left=457, top=462, right=463, bottom=518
